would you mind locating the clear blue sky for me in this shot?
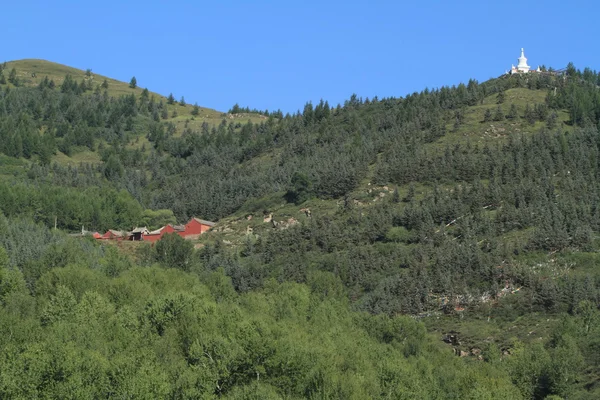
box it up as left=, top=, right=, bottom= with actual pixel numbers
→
left=3, top=1, right=598, bottom=113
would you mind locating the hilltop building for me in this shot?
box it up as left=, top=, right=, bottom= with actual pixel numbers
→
left=508, top=48, right=541, bottom=74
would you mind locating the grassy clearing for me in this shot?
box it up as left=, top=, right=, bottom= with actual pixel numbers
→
left=551, top=251, right=600, bottom=276
left=53, top=148, right=102, bottom=166
left=435, top=88, right=572, bottom=150
left=0, top=154, right=30, bottom=178
left=423, top=307, right=559, bottom=355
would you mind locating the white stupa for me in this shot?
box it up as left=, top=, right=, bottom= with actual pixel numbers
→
left=509, top=48, right=537, bottom=74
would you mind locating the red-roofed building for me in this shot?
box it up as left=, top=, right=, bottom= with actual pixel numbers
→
left=100, top=230, right=126, bottom=240
left=95, top=217, right=215, bottom=243
left=143, top=224, right=187, bottom=243
left=180, top=217, right=216, bottom=240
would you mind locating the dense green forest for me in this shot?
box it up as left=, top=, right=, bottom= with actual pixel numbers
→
left=1, top=60, right=600, bottom=398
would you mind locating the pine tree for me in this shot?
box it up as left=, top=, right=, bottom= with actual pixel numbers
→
left=484, top=109, right=493, bottom=122
left=404, top=183, right=415, bottom=203
left=392, top=187, right=400, bottom=203
left=179, top=96, right=185, bottom=106
left=546, top=112, right=558, bottom=129
left=129, top=76, right=137, bottom=89
left=496, top=90, right=505, bottom=104
left=524, top=104, right=536, bottom=125
left=285, top=172, right=313, bottom=204
left=167, top=93, right=175, bottom=105
left=535, top=103, right=548, bottom=121
left=191, top=102, right=200, bottom=116
left=493, top=105, right=504, bottom=121
left=61, top=74, right=78, bottom=94
left=507, top=104, right=518, bottom=120
left=8, top=68, right=18, bottom=86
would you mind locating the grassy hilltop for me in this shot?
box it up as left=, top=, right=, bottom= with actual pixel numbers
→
left=3, top=59, right=267, bottom=165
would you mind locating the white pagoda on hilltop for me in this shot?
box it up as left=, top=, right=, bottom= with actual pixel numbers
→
left=508, top=48, right=541, bottom=74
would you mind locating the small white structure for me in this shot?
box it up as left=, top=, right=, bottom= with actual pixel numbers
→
left=508, top=48, right=541, bottom=74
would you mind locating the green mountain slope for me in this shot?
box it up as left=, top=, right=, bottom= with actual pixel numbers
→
left=1, top=60, right=600, bottom=398
left=2, top=59, right=267, bottom=165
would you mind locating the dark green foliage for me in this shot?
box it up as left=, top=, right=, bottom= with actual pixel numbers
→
left=140, top=209, right=176, bottom=230
left=546, top=111, right=558, bottom=129
left=507, top=103, right=518, bottom=119
left=154, top=233, right=194, bottom=271
left=496, top=90, right=505, bottom=104
left=0, top=79, right=149, bottom=158
left=0, top=65, right=600, bottom=397
left=0, top=183, right=143, bottom=232
left=494, top=105, right=505, bottom=121
left=285, top=172, right=313, bottom=204
left=61, top=74, right=80, bottom=94
left=191, top=102, right=200, bottom=116
left=0, top=259, right=524, bottom=398
left=228, top=103, right=270, bottom=116
left=484, top=108, right=492, bottom=122
left=392, top=187, right=400, bottom=203
left=524, top=103, right=536, bottom=125
left=129, top=76, right=137, bottom=88
left=167, top=93, right=175, bottom=105
left=103, top=154, right=124, bottom=181
left=8, top=68, right=18, bottom=86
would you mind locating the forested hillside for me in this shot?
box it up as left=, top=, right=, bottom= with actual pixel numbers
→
left=1, top=59, right=600, bottom=398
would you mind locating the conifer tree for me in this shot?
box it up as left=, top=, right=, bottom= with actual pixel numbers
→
left=140, top=88, right=149, bottom=100
left=8, top=68, right=18, bottom=86
left=546, top=112, right=558, bottom=129
left=484, top=109, right=493, bottom=122
left=524, top=103, right=536, bottom=125
left=191, top=102, right=200, bottom=116
left=507, top=103, right=518, bottom=119
left=392, top=187, right=400, bottom=203
left=494, top=105, right=504, bottom=121
left=496, top=90, right=505, bottom=104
